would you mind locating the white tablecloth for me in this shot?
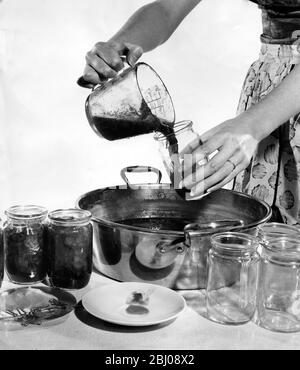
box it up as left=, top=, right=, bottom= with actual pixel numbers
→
left=1, top=272, right=300, bottom=350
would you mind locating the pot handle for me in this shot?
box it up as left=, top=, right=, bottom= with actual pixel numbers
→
left=120, top=166, right=162, bottom=186
left=184, top=220, right=245, bottom=240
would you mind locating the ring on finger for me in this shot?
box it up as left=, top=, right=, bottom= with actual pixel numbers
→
left=227, top=159, right=237, bottom=171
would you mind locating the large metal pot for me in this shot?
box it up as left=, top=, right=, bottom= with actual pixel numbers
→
left=77, top=166, right=272, bottom=289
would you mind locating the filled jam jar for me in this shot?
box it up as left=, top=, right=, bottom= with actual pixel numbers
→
left=47, top=209, right=93, bottom=290
left=4, top=205, right=48, bottom=284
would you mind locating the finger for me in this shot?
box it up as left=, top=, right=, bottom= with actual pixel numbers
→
left=182, top=143, right=235, bottom=188
left=181, top=152, right=209, bottom=188
left=181, top=133, right=225, bottom=159
left=81, top=65, right=103, bottom=86
left=77, top=75, right=96, bottom=89
left=195, top=134, right=226, bottom=157
left=190, top=154, right=244, bottom=197
left=179, top=136, right=202, bottom=157
left=93, top=42, right=125, bottom=72
left=124, top=42, right=143, bottom=66
left=180, top=162, right=205, bottom=190
left=86, top=51, right=118, bottom=79
left=192, top=143, right=236, bottom=182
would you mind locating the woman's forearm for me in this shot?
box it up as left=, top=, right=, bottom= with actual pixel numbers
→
left=109, top=0, right=202, bottom=52
left=80, top=0, right=201, bottom=85
left=241, top=63, right=300, bottom=140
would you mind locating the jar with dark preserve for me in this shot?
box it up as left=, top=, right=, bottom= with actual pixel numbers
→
left=0, top=218, right=3, bottom=288
left=4, top=205, right=48, bottom=285
left=47, top=209, right=93, bottom=290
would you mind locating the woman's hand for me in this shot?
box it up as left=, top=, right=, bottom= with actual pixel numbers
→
left=78, top=40, right=143, bottom=88
left=180, top=116, right=260, bottom=197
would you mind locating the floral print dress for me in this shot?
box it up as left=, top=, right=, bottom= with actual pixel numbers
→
left=234, top=1, right=300, bottom=225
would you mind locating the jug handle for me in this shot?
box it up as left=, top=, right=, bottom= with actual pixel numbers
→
left=77, top=56, right=129, bottom=89
left=120, top=166, right=162, bottom=187
left=77, top=76, right=97, bottom=89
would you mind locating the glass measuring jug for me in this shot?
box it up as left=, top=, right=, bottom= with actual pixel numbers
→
left=85, top=62, right=175, bottom=141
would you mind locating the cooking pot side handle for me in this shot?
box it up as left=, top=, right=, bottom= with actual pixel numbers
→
left=120, top=166, right=162, bottom=186
left=184, top=220, right=245, bottom=243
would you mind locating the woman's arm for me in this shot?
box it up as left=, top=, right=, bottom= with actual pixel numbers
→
left=181, top=63, right=300, bottom=197
left=111, top=0, right=202, bottom=52
left=81, top=0, right=201, bottom=86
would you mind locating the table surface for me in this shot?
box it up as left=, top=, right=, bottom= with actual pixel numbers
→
left=0, top=272, right=300, bottom=350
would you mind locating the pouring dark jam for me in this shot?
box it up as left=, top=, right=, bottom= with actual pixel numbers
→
left=4, top=206, right=48, bottom=284
left=47, top=209, right=93, bottom=290
left=85, top=62, right=176, bottom=141
left=85, top=62, right=199, bottom=192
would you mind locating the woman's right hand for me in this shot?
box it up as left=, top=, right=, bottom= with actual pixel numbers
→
left=78, top=40, right=143, bottom=88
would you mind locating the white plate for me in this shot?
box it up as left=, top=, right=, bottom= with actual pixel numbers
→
left=82, top=282, right=186, bottom=326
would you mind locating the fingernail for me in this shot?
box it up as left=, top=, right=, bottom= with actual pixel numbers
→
left=127, top=57, right=135, bottom=67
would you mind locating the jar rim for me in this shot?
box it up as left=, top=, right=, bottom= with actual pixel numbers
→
left=260, top=222, right=300, bottom=236
left=154, top=120, right=193, bottom=141
left=5, top=205, right=48, bottom=220
left=48, top=208, right=92, bottom=225
left=211, top=232, right=259, bottom=254
left=263, top=236, right=300, bottom=258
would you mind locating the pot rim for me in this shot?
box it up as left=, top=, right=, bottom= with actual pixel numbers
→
left=76, top=185, right=272, bottom=236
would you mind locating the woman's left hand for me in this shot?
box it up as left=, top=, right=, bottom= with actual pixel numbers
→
left=180, top=116, right=260, bottom=197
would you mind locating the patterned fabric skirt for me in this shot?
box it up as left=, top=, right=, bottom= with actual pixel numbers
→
left=234, top=44, right=300, bottom=225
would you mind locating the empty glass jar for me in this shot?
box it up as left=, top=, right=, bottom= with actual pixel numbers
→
left=4, top=205, right=48, bottom=284
left=154, top=121, right=207, bottom=193
left=256, top=237, right=300, bottom=333
left=259, top=222, right=300, bottom=244
left=206, top=232, right=259, bottom=325
left=47, top=209, right=93, bottom=290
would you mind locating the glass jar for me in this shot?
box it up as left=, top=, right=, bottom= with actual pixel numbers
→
left=154, top=121, right=207, bottom=194
left=206, top=232, right=259, bottom=325
left=259, top=222, right=300, bottom=244
left=47, top=209, right=93, bottom=290
left=4, top=205, right=48, bottom=284
left=256, top=237, right=300, bottom=333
